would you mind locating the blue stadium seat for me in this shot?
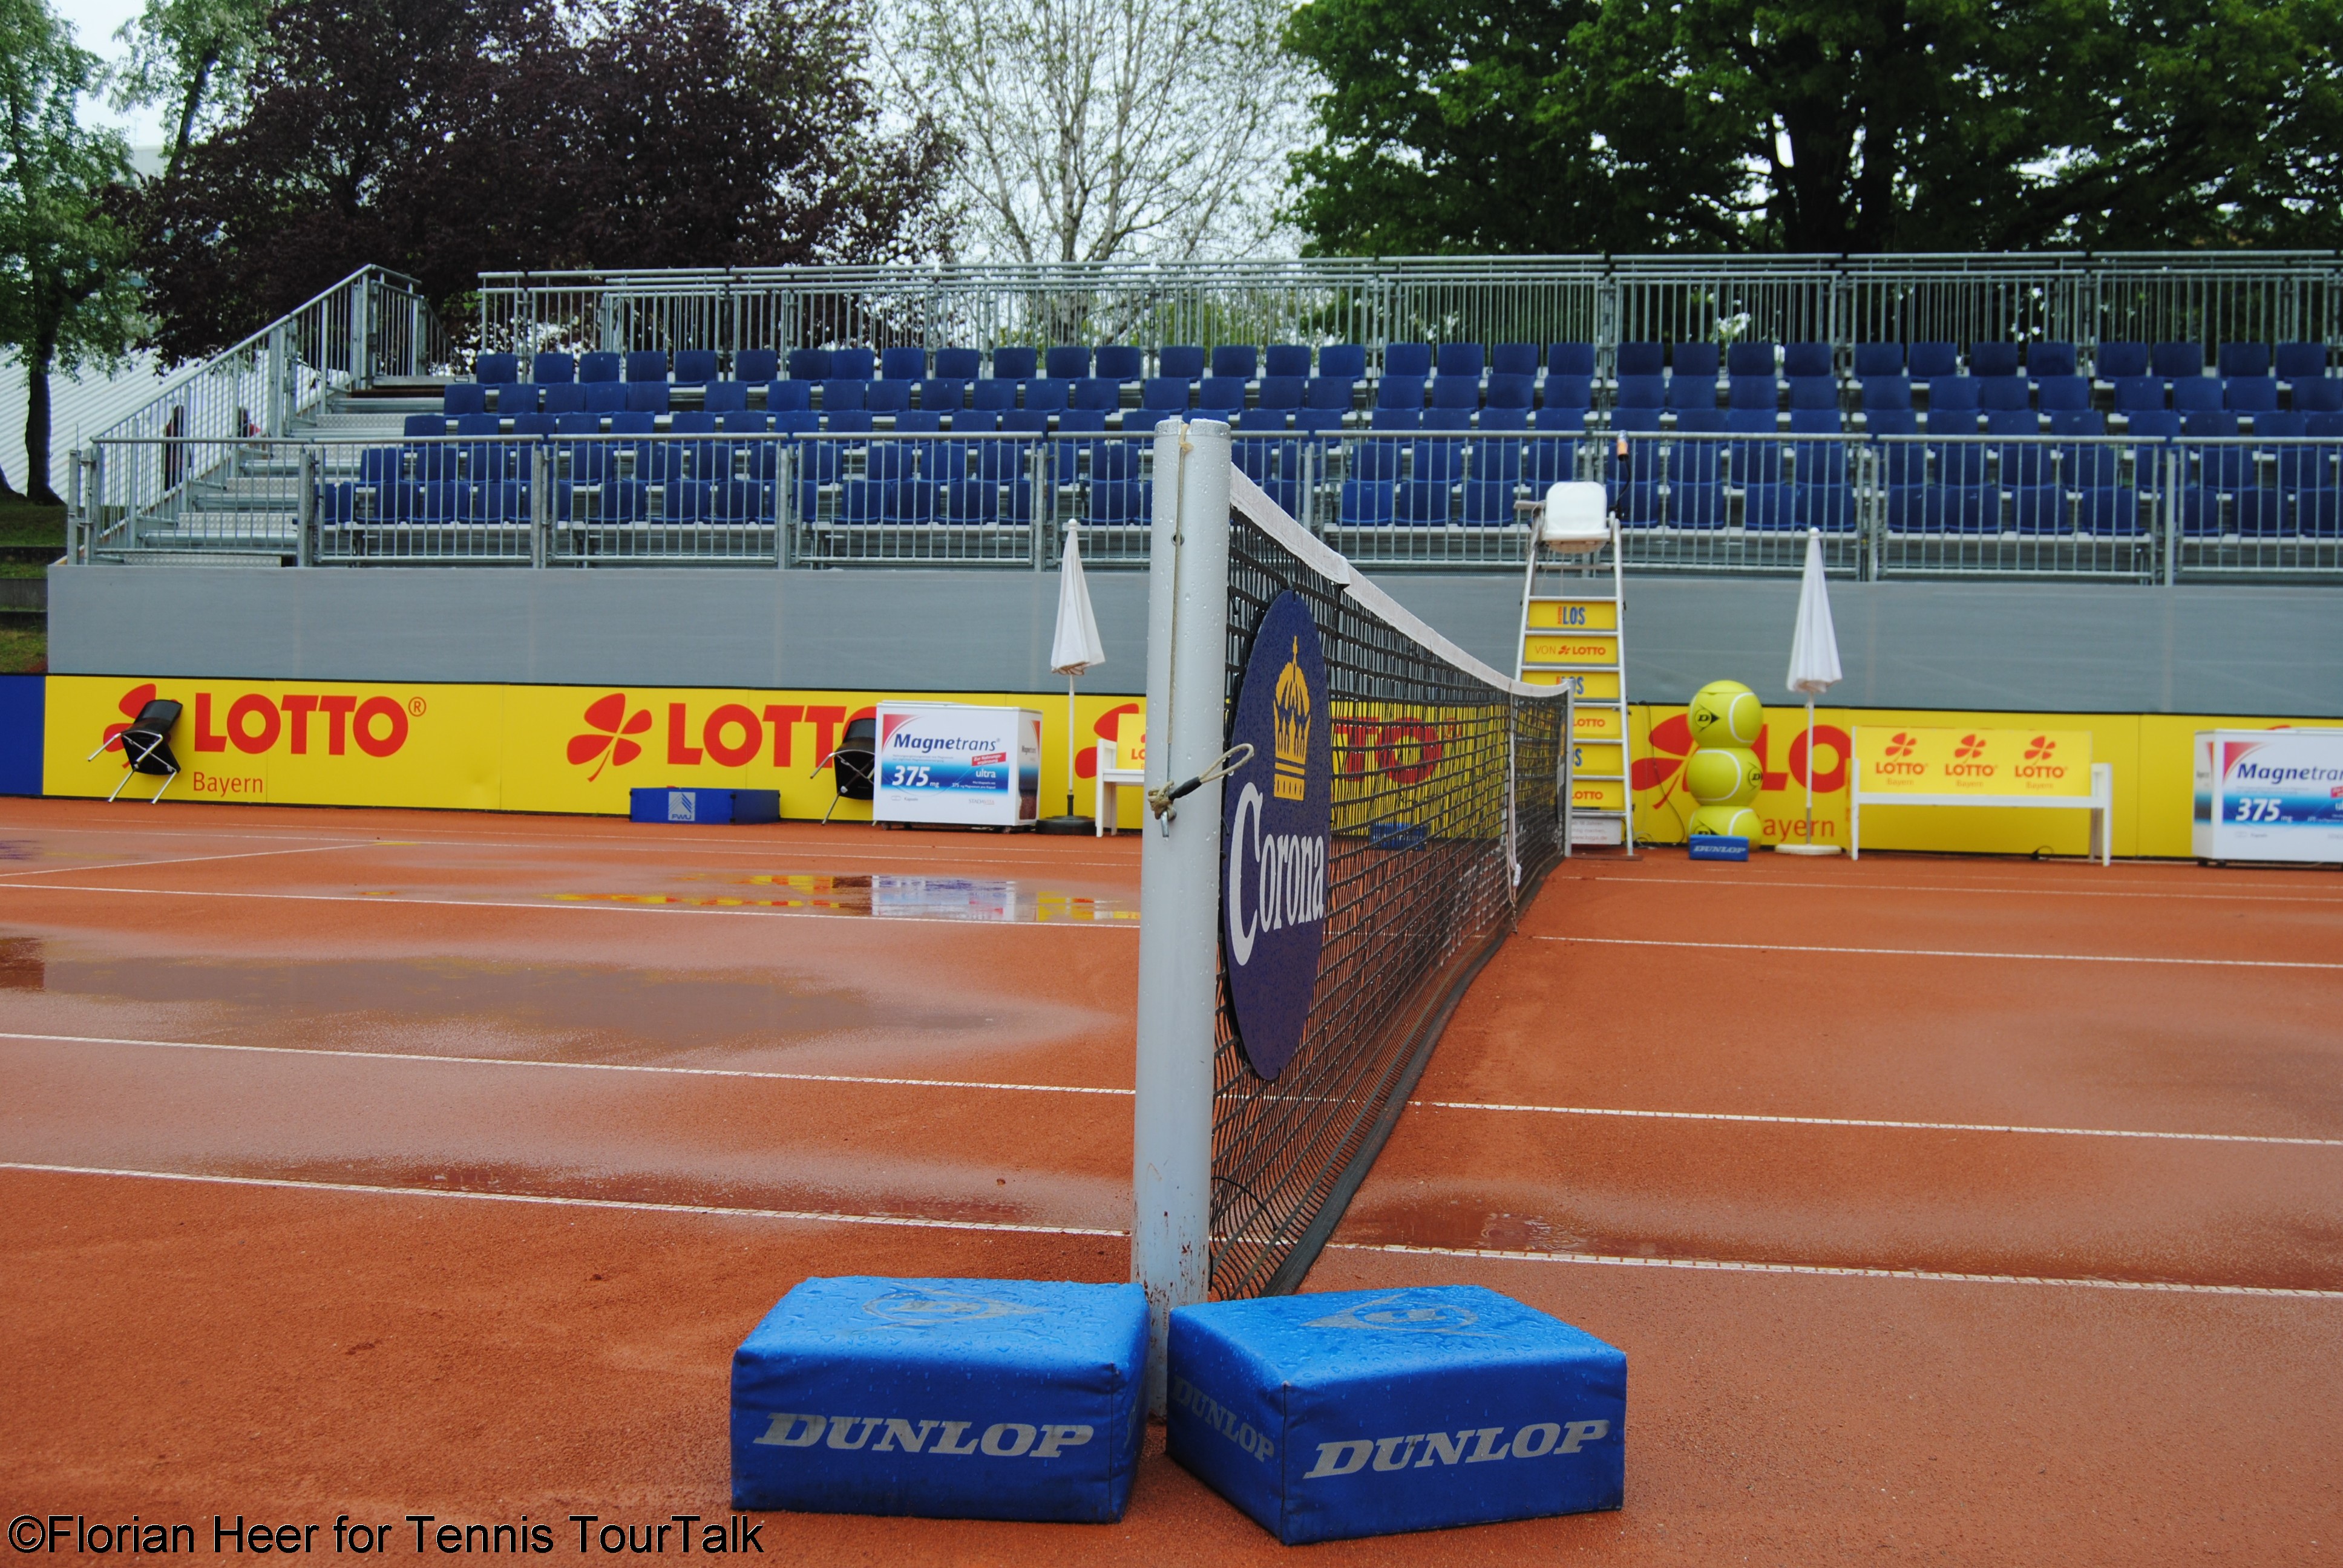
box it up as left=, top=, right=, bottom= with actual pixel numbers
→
left=972, top=379, right=1020, bottom=411
left=2226, top=377, right=2279, bottom=412
left=865, top=380, right=913, bottom=413
left=1969, top=342, right=2021, bottom=377
left=1473, top=435, right=1523, bottom=479
left=1614, top=375, right=1665, bottom=410
left=1792, top=436, right=1846, bottom=482
left=1782, top=342, right=1833, bottom=379
left=1727, top=342, right=1776, bottom=379
left=2151, top=342, right=2203, bottom=379
left=1932, top=439, right=1989, bottom=488
left=1263, top=345, right=1312, bottom=379
left=1545, top=342, right=1596, bottom=378
left=1096, top=345, right=1144, bottom=381
left=578, top=351, right=621, bottom=384
left=1046, top=346, right=1092, bottom=380
left=1056, top=410, right=1108, bottom=436
left=2276, top=439, right=2331, bottom=487
left=1852, top=343, right=1902, bottom=378
left=2218, top=342, right=2272, bottom=379
left=1158, top=345, right=1206, bottom=381
left=2125, top=409, right=2181, bottom=439
left=881, top=347, right=927, bottom=381
left=1340, top=479, right=1395, bottom=526
left=1788, top=407, right=1843, bottom=434
left=933, top=347, right=981, bottom=381
left=1395, top=479, right=1453, bottom=524
left=1384, top=342, right=1433, bottom=381
left=2113, top=376, right=2165, bottom=413
left=1740, top=482, right=1796, bottom=530
left=624, top=384, right=668, bottom=413
left=1797, top=483, right=1857, bottom=532
left=1788, top=377, right=1839, bottom=411
left=1436, top=343, right=1484, bottom=379
left=674, top=350, right=718, bottom=386
left=1614, top=342, right=1663, bottom=378
left=764, top=381, right=813, bottom=412
left=1411, top=439, right=1463, bottom=483
left=1861, top=376, right=1912, bottom=411
left=1727, top=376, right=1775, bottom=411
left=2093, top=342, right=2148, bottom=379
left=2182, top=410, right=2239, bottom=438
left=2295, top=379, right=2343, bottom=413
left=444, top=383, right=488, bottom=417
left=1491, top=343, right=1539, bottom=378
left=2028, top=342, right=2077, bottom=378
left=1074, top=377, right=1125, bottom=411
left=735, top=349, right=778, bottom=384
left=2172, top=377, right=2223, bottom=413
left=1319, top=345, right=1368, bottom=381
left=1542, top=374, right=1593, bottom=412
left=787, top=349, right=831, bottom=381
left=1667, top=437, right=1720, bottom=484
left=1985, top=408, right=2040, bottom=437
left=2275, top=342, right=2326, bottom=381
left=2257, top=411, right=2309, bottom=440
left=2310, top=411, right=2343, bottom=436
left=919, top=378, right=969, bottom=411
left=475, top=353, right=519, bottom=384
left=583, top=383, right=628, bottom=414
left=1674, top=407, right=1726, bottom=434
left=1979, top=376, right=2033, bottom=411
left=1460, top=480, right=1521, bottom=526
left=1303, top=377, right=1354, bottom=411
left=1142, top=377, right=1192, bottom=410
left=1864, top=408, right=1918, bottom=438
left=1928, top=376, right=1981, bottom=416
left=1534, top=405, right=1588, bottom=432
left=1671, top=342, right=1720, bottom=382
left=540, top=384, right=588, bottom=416
left=1907, top=342, right=1958, bottom=379
left=2077, top=486, right=2143, bottom=536
left=2036, top=376, right=2090, bottom=412
left=1196, top=377, right=1248, bottom=412
left=1670, top=482, right=1725, bottom=529
left=819, top=379, right=867, bottom=412
left=2179, top=488, right=2224, bottom=537
left=949, top=410, right=1000, bottom=434
left=1375, top=374, right=1425, bottom=410
left=997, top=408, right=1050, bottom=436
left=1292, top=407, right=1345, bottom=436
left=991, top=347, right=1038, bottom=382
left=824, top=410, right=874, bottom=435
left=1665, top=374, right=1715, bottom=410
left=532, top=353, right=575, bottom=385
left=830, top=348, right=876, bottom=381
left=1725, top=407, right=1777, bottom=435
left=1929, top=485, right=1997, bottom=534
left=2011, top=484, right=2068, bottom=535
left=1484, top=374, right=1535, bottom=410
left=1431, top=375, right=1481, bottom=411
left=623, top=350, right=666, bottom=384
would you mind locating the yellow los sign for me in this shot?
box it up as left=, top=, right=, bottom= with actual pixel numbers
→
left=1855, top=726, right=2094, bottom=797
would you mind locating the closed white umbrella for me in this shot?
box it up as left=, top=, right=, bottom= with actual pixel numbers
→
left=1047, top=518, right=1107, bottom=825
left=1779, top=528, right=1844, bottom=855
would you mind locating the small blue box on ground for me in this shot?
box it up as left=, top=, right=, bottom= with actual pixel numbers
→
left=1167, top=1285, right=1625, bottom=1544
left=629, top=787, right=779, bottom=825
left=730, top=1277, right=1147, bottom=1521
left=1687, top=834, right=1750, bottom=861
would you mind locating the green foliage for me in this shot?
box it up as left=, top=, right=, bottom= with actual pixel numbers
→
left=0, top=0, right=144, bottom=502
left=109, top=0, right=272, bottom=181
left=1282, top=0, right=2343, bottom=254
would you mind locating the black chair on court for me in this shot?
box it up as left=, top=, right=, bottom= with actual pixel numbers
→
left=86, top=698, right=183, bottom=802
left=810, top=716, right=877, bottom=824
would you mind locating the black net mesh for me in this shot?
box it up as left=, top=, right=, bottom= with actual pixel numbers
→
left=1210, top=511, right=1571, bottom=1299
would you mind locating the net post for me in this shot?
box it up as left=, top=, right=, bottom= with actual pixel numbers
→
left=1132, top=416, right=1231, bottom=1414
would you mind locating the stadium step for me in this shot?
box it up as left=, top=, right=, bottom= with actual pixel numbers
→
left=1516, top=499, right=1633, bottom=851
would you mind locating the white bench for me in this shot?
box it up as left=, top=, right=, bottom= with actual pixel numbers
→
left=1851, top=759, right=2114, bottom=865
left=1095, top=741, right=1145, bottom=835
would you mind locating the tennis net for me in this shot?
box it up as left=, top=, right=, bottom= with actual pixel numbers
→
left=1205, top=471, right=1573, bottom=1299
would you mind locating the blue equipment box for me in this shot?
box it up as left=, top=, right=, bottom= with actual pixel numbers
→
left=629, top=787, right=779, bottom=825
left=1368, top=821, right=1428, bottom=852
left=730, top=1277, right=1147, bottom=1521
left=1167, top=1285, right=1625, bottom=1544
left=1687, top=834, right=1750, bottom=861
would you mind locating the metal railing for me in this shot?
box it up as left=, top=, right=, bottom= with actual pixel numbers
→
left=71, top=426, right=2343, bottom=583
left=75, top=267, right=452, bottom=557
left=477, top=253, right=2343, bottom=371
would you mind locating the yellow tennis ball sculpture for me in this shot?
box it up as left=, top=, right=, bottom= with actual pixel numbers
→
left=1688, top=804, right=1763, bottom=840
left=1688, top=679, right=1764, bottom=750
left=1683, top=745, right=1763, bottom=807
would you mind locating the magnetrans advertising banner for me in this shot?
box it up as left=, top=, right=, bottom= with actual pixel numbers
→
left=871, top=704, right=1042, bottom=827
left=1853, top=727, right=2095, bottom=797
left=2193, top=728, right=2343, bottom=861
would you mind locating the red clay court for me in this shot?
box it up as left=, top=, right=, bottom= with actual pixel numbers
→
left=3, top=795, right=2339, bottom=1563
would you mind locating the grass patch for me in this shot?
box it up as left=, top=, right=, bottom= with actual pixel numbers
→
left=0, top=624, right=46, bottom=673
left=0, top=495, right=66, bottom=549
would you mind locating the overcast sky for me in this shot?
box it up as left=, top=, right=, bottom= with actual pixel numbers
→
left=54, top=0, right=169, bottom=148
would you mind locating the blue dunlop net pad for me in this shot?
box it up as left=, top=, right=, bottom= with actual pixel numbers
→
left=629, top=787, right=779, bottom=825
left=730, top=1277, right=1147, bottom=1521
left=1166, top=1284, right=1625, bottom=1544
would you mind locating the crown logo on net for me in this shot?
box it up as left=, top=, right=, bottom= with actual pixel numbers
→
left=1273, top=636, right=1311, bottom=800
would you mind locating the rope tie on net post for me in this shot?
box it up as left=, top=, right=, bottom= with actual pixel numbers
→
left=1149, top=743, right=1254, bottom=832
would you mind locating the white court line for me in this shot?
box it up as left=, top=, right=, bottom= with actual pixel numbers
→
left=0, top=881, right=1139, bottom=931
left=0, top=1162, right=1127, bottom=1237
left=1331, top=1243, right=2343, bottom=1300
left=0, top=820, right=1138, bottom=871
left=1582, top=874, right=2343, bottom=906
left=11, top=1033, right=2322, bottom=1149
left=1419, top=1100, right=2343, bottom=1149
left=0, top=1031, right=1133, bottom=1096
left=0, top=840, right=384, bottom=880
left=1535, top=934, right=2343, bottom=971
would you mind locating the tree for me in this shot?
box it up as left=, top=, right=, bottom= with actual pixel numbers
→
left=128, top=0, right=949, bottom=362
left=0, top=0, right=143, bottom=505
left=883, top=0, right=1308, bottom=263
left=1282, top=0, right=2343, bottom=255
left=109, top=0, right=273, bottom=183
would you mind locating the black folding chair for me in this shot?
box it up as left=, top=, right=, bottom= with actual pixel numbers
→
left=809, top=715, right=877, bottom=824
left=87, top=698, right=183, bottom=802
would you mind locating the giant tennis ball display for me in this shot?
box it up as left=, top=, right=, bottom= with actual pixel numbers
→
left=1687, top=804, right=1762, bottom=840
left=1688, top=680, right=1763, bottom=750
left=1682, top=745, right=1763, bottom=807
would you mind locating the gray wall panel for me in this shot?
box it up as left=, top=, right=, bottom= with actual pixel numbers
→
left=48, top=564, right=2342, bottom=717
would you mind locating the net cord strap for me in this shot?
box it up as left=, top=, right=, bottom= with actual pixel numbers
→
left=1208, top=459, right=1571, bottom=1301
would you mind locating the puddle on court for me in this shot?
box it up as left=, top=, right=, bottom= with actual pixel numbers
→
left=549, top=874, right=1138, bottom=924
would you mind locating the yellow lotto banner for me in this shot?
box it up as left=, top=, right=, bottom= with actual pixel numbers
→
left=1630, top=704, right=2318, bottom=857
left=1854, top=727, right=2095, bottom=797
left=48, top=676, right=1152, bottom=828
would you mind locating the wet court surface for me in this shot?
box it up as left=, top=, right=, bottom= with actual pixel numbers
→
left=2, top=797, right=2339, bottom=1564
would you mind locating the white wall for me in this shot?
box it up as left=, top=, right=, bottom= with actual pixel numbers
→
left=0, top=350, right=164, bottom=497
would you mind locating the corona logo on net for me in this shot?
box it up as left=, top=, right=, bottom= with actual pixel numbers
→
left=1271, top=638, right=1312, bottom=802
left=107, top=682, right=416, bottom=759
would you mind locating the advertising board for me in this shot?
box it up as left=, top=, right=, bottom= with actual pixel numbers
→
left=2192, top=728, right=2343, bottom=862
left=872, top=704, right=1042, bottom=828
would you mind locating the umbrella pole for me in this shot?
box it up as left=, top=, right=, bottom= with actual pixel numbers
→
left=1776, top=692, right=1842, bottom=854
left=1068, top=675, right=1078, bottom=812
